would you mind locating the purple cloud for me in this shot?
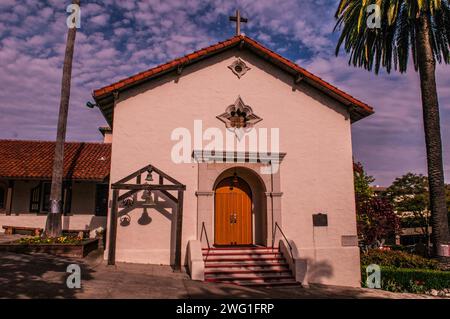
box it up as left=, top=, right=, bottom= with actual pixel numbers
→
left=0, top=0, right=448, bottom=187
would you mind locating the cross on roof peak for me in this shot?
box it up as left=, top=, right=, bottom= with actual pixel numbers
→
left=229, top=9, right=248, bottom=36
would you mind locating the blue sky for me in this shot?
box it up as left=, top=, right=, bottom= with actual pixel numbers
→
left=0, top=0, right=449, bottom=186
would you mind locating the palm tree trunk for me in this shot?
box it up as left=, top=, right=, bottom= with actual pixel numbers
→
left=45, top=0, right=79, bottom=237
left=416, top=13, right=450, bottom=256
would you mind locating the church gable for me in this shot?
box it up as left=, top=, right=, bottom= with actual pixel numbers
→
left=93, top=35, right=373, bottom=126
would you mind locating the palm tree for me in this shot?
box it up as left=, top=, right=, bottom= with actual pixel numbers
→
left=334, top=0, right=450, bottom=256
left=45, top=0, right=80, bottom=237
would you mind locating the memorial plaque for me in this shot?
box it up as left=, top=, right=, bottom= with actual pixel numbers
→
left=341, top=235, right=358, bottom=247
left=312, top=213, right=328, bottom=227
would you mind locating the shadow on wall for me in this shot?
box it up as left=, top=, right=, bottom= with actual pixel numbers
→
left=60, top=216, right=107, bottom=234
left=117, top=190, right=178, bottom=266
left=0, top=252, right=95, bottom=299
left=305, top=260, right=334, bottom=283
left=290, top=240, right=334, bottom=285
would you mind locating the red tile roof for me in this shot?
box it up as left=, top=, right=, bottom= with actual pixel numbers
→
left=93, top=35, right=373, bottom=124
left=0, top=140, right=111, bottom=181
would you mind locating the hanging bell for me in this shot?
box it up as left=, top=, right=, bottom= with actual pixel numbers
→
left=141, top=189, right=155, bottom=205
left=145, top=169, right=154, bottom=182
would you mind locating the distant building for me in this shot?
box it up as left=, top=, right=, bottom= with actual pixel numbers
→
left=0, top=138, right=110, bottom=236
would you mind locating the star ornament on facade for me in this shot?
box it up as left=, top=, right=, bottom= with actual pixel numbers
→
left=217, top=96, right=262, bottom=140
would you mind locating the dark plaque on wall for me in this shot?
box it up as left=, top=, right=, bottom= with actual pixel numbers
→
left=313, top=213, right=328, bottom=227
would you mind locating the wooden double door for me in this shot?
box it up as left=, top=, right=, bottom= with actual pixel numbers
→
left=215, top=177, right=252, bottom=246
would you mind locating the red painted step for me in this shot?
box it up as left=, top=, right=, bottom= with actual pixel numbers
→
left=203, top=252, right=281, bottom=256
left=205, top=257, right=285, bottom=263
left=202, top=246, right=274, bottom=250
left=202, top=246, right=299, bottom=287
left=206, top=274, right=294, bottom=282
left=205, top=265, right=289, bottom=271
left=235, top=280, right=300, bottom=287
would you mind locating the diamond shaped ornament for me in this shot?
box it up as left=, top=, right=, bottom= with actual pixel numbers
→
left=228, top=58, right=251, bottom=79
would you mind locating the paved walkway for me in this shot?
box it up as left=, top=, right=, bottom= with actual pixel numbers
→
left=0, top=249, right=442, bottom=299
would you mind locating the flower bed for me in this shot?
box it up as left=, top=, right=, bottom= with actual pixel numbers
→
left=18, top=236, right=84, bottom=245
left=0, top=237, right=99, bottom=257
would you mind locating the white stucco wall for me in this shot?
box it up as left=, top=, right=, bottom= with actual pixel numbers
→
left=107, top=48, right=362, bottom=286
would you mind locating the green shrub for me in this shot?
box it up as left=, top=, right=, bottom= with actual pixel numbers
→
left=361, top=249, right=439, bottom=270
left=361, top=266, right=450, bottom=293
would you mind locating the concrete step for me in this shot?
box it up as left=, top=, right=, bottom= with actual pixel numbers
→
left=203, top=247, right=277, bottom=254
left=237, top=280, right=300, bottom=287
left=204, top=259, right=288, bottom=266
left=205, top=265, right=290, bottom=272
left=201, top=246, right=297, bottom=287
left=205, top=270, right=293, bottom=279
left=202, top=246, right=278, bottom=251
left=203, top=252, right=283, bottom=258
left=206, top=275, right=295, bottom=284
left=204, top=255, right=285, bottom=262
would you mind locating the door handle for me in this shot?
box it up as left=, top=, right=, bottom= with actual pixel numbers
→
left=230, top=213, right=237, bottom=224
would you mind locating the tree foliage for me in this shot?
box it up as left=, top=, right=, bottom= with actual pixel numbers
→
left=354, top=162, right=375, bottom=198
left=385, top=173, right=430, bottom=231
left=334, top=0, right=450, bottom=74
left=354, top=162, right=400, bottom=245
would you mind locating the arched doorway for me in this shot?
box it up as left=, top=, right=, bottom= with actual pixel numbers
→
left=215, top=176, right=252, bottom=246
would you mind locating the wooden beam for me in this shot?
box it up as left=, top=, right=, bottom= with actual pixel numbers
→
left=177, top=64, right=184, bottom=75
left=160, top=190, right=178, bottom=204
left=114, top=165, right=151, bottom=184
left=112, top=184, right=186, bottom=191
left=294, top=74, right=304, bottom=84
left=174, top=190, right=184, bottom=271
left=118, top=189, right=139, bottom=202
left=107, top=189, right=119, bottom=265
left=151, top=165, right=184, bottom=186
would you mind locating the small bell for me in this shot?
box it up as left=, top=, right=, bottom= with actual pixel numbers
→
left=145, top=169, right=154, bottom=182
left=141, top=189, right=155, bottom=205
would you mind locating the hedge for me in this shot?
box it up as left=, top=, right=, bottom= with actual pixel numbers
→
left=361, top=266, right=450, bottom=293
left=360, top=249, right=439, bottom=270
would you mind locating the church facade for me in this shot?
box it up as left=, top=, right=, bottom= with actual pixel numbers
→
left=93, top=35, right=373, bottom=287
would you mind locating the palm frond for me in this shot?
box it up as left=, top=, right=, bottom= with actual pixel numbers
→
left=334, top=0, right=450, bottom=74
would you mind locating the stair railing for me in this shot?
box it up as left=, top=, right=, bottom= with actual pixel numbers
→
left=200, top=222, right=211, bottom=260
left=272, top=222, right=294, bottom=260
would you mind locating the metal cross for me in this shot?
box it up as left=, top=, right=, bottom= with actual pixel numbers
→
left=229, top=9, right=248, bottom=36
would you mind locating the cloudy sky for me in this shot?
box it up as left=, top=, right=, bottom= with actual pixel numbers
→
left=0, top=0, right=449, bottom=186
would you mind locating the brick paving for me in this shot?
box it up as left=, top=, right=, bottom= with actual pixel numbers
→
left=0, top=248, right=443, bottom=299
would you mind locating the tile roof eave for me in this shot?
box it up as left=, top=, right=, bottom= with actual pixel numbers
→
left=0, top=175, right=109, bottom=182
left=93, top=35, right=374, bottom=124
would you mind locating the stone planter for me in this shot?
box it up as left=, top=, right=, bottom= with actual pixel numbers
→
left=0, top=238, right=99, bottom=258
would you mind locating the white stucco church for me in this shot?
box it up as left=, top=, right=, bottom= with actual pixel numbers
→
left=92, top=26, right=373, bottom=287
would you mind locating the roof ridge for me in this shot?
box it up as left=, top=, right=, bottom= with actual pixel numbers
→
left=0, top=139, right=107, bottom=145
left=92, top=34, right=373, bottom=124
